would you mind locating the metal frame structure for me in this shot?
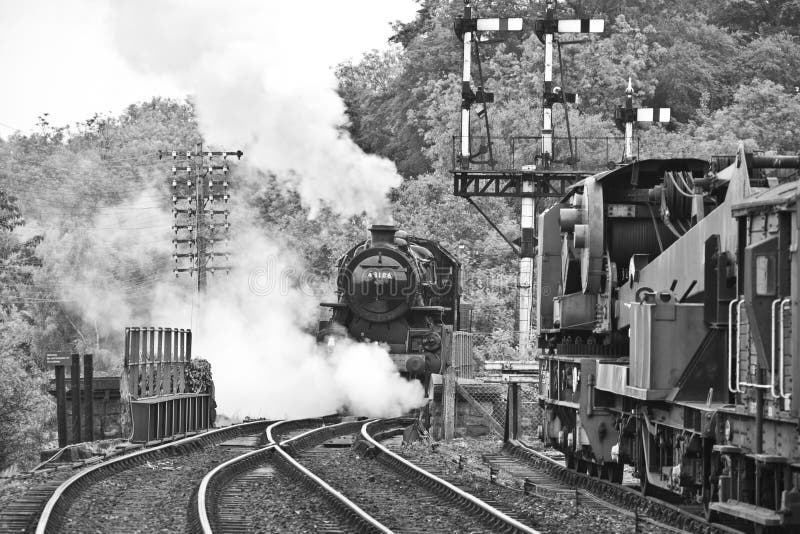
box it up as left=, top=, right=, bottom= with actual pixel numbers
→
left=453, top=0, right=603, bottom=360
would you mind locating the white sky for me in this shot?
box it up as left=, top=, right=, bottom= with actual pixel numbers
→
left=0, top=0, right=418, bottom=138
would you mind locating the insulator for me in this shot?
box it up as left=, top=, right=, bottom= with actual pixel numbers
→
left=223, top=180, right=228, bottom=187
left=174, top=269, right=179, bottom=277
left=186, top=151, right=191, bottom=158
left=210, top=268, right=215, bottom=274
left=172, top=196, right=177, bottom=203
left=207, top=166, right=213, bottom=173
left=172, top=166, right=177, bottom=175
left=223, top=195, right=229, bottom=201
left=207, top=151, right=212, bottom=158
left=223, top=166, right=228, bottom=175
left=173, top=254, right=178, bottom=261
left=187, top=180, right=192, bottom=186
left=172, top=151, right=177, bottom=159
left=208, top=179, right=213, bottom=187
left=209, top=195, right=214, bottom=202
left=172, top=179, right=177, bottom=187
left=224, top=222, right=230, bottom=229
left=188, top=225, right=193, bottom=232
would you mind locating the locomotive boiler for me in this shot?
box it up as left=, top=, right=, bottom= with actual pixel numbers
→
left=319, top=225, right=462, bottom=394
left=537, top=143, right=800, bottom=531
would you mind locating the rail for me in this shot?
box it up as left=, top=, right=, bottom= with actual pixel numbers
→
left=779, top=297, right=792, bottom=398
left=503, top=440, right=741, bottom=534
left=35, top=420, right=270, bottom=534
left=361, top=419, right=539, bottom=534
left=197, top=418, right=390, bottom=534
left=771, top=298, right=782, bottom=398
left=451, top=135, right=636, bottom=172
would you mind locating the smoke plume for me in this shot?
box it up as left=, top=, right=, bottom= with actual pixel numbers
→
left=90, top=0, right=426, bottom=418
left=110, top=0, right=402, bottom=218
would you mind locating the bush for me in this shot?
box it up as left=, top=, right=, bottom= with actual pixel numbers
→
left=185, top=358, right=213, bottom=394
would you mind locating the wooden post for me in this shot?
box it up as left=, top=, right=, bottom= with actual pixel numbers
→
left=504, top=382, right=520, bottom=442
left=83, top=354, right=94, bottom=441
left=55, top=365, right=67, bottom=447
left=71, top=354, right=81, bottom=443
left=442, top=326, right=456, bottom=440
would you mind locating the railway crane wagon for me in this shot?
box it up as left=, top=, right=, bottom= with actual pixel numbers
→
left=319, top=225, right=463, bottom=395
left=536, top=143, right=800, bottom=532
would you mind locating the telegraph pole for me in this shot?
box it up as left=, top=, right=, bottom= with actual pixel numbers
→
left=161, top=146, right=243, bottom=292
left=194, top=143, right=207, bottom=292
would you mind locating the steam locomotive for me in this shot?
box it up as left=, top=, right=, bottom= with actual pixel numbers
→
left=319, top=225, right=461, bottom=394
left=537, top=143, right=800, bottom=531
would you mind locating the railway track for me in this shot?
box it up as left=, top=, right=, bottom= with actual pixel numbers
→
left=30, top=420, right=270, bottom=534
left=194, top=416, right=365, bottom=533
left=493, top=440, right=746, bottom=534
left=200, top=417, right=538, bottom=533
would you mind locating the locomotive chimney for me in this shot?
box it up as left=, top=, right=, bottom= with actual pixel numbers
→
left=369, top=224, right=397, bottom=246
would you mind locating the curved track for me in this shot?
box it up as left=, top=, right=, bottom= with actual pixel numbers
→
left=34, top=420, right=270, bottom=534
left=201, top=417, right=539, bottom=534
left=195, top=417, right=383, bottom=533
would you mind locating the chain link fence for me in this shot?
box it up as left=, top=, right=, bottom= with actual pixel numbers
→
left=454, top=379, right=541, bottom=441
left=451, top=331, right=542, bottom=441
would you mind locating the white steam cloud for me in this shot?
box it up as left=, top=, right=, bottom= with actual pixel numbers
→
left=82, top=0, right=427, bottom=418
left=150, top=231, right=424, bottom=418
left=111, top=0, right=402, bottom=218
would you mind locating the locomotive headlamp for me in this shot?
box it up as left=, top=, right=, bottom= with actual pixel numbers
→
left=422, top=332, right=442, bottom=352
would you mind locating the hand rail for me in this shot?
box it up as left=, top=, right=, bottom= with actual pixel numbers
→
left=779, top=297, right=792, bottom=399
left=770, top=298, right=782, bottom=398
left=728, top=299, right=740, bottom=393
left=735, top=298, right=746, bottom=393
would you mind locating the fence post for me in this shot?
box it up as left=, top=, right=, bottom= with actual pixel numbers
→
left=70, top=354, right=81, bottom=444
left=504, top=382, right=520, bottom=441
left=84, top=354, right=94, bottom=442
left=55, top=365, right=67, bottom=447
left=443, top=326, right=456, bottom=440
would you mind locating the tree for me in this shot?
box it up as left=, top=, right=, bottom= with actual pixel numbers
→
left=0, top=191, right=51, bottom=471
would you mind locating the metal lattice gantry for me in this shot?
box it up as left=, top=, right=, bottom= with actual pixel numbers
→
left=453, top=0, right=603, bottom=359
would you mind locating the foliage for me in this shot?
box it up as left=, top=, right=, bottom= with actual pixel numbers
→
left=0, top=309, right=53, bottom=471
left=0, top=0, right=799, bottom=463
left=186, top=358, right=214, bottom=394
